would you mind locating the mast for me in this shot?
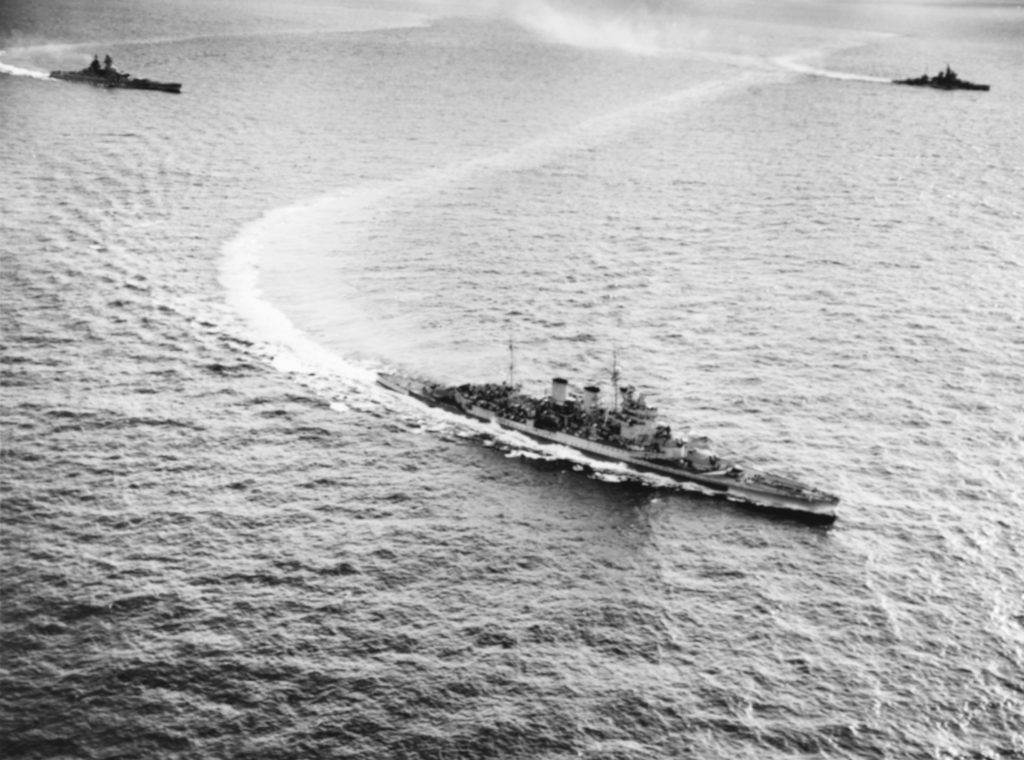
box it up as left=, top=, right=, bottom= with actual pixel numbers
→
left=611, top=348, right=620, bottom=412
left=507, top=337, right=515, bottom=387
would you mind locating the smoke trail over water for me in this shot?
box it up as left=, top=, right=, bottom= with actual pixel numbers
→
left=416, top=0, right=718, bottom=55
left=507, top=1, right=709, bottom=55
left=414, top=0, right=903, bottom=59
left=416, top=0, right=970, bottom=57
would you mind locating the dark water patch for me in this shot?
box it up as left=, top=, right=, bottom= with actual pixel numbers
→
left=321, top=560, right=361, bottom=576
left=257, top=408, right=291, bottom=418
left=751, top=724, right=871, bottom=756
left=387, top=710, right=582, bottom=760
left=293, top=425, right=332, bottom=440
left=44, top=408, right=86, bottom=419
left=339, top=626, right=421, bottom=656
left=0, top=352, right=49, bottom=365
left=108, top=593, right=168, bottom=614
left=698, top=567, right=746, bottom=579
left=219, top=571, right=315, bottom=589
left=0, top=369, right=43, bottom=388
left=816, top=722, right=890, bottom=757
left=519, top=609, right=674, bottom=664
left=248, top=392, right=328, bottom=408
left=123, top=416, right=206, bottom=430
left=0, top=332, right=80, bottom=348
left=0, top=736, right=86, bottom=760
left=57, top=601, right=118, bottom=622
left=463, top=623, right=518, bottom=649
left=597, top=689, right=684, bottom=734
left=50, top=592, right=194, bottom=624
left=298, top=476, right=348, bottom=489
left=0, top=448, right=45, bottom=463
left=41, top=408, right=205, bottom=434
left=220, top=334, right=254, bottom=348
left=0, top=631, right=48, bottom=654
left=205, top=361, right=260, bottom=376
left=37, top=487, right=101, bottom=503
left=524, top=621, right=563, bottom=645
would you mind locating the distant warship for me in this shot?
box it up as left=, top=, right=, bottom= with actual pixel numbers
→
left=378, top=349, right=840, bottom=522
left=894, top=65, right=989, bottom=91
left=50, top=54, right=181, bottom=94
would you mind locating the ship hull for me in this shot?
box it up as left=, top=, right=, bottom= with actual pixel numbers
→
left=50, top=71, right=182, bottom=93
left=893, top=77, right=989, bottom=91
left=378, top=373, right=838, bottom=522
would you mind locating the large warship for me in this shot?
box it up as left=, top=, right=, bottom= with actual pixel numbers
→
left=378, top=353, right=840, bottom=522
left=50, top=54, right=181, bottom=94
left=893, top=65, right=989, bottom=92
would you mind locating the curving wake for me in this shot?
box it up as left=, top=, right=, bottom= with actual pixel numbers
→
left=773, top=54, right=891, bottom=83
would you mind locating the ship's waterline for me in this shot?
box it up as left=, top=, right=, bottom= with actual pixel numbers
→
left=377, top=372, right=839, bottom=521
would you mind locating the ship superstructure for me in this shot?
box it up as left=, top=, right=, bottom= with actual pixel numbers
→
left=50, top=55, right=181, bottom=93
left=377, top=361, right=840, bottom=522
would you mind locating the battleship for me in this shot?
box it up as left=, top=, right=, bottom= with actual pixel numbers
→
left=893, top=65, right=989, bottom=92
left=50, top=54, right=181, bottom=94
left=378, top=352, right=840, bottom=522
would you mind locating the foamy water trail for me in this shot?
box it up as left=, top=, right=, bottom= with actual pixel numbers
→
left=218, top=203, right=382, bottom=405
left=220, top=223, right=694, bottom=473
left=217, top=64, right=781, bottom=396
left=0, top=60, right=54, bottom=80
left=216, top=47, right=835, bottom=440
left=221, top=199, right=733, bottom=488
left=774, top=54, right=891, bottom=83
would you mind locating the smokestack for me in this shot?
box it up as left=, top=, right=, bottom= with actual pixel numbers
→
left=551, top=377, right=568, bottom=405
left=582, top=385, right=600, bottom=411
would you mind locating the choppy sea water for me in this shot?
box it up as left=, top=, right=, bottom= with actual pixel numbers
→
left=2, top=1, right=1023, bottom=758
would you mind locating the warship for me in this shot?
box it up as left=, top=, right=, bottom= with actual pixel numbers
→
left=893, top=65, right=989, bottom=91
left=50, top=54, right=181, bottom=94
left=378, top=350, right=840, bottom=522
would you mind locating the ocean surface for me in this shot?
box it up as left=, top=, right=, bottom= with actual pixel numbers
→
left=2, top=1, right=1022, bottom=757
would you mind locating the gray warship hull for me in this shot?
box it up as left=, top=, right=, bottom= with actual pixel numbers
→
left=50, top=70, right=182, bottom=93
left=378, top=373, right=840, bottom=522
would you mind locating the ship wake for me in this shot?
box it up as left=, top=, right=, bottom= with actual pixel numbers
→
left=773, top=54, right=890, bottom=83
left=0, top=59, right=53, bottom=80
